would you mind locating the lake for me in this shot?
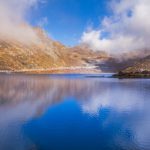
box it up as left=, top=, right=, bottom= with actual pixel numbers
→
left=0, top=74, right=150, bottom=150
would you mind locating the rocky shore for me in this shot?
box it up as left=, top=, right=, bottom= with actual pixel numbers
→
left=115, top=71, right=150, bottom=78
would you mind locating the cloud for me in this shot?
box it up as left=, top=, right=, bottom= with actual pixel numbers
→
left=81, top=0, right=150, bottom=55
left=0, top=0, right=42, bottom=44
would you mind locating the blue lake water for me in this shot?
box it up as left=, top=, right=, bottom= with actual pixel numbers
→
left=0, top=74, right=150, bottom=150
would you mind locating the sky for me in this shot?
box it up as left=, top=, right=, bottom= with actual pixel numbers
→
left=30, top=0, right=110, bottom=46
left=0, top=0, right=150, bottom=54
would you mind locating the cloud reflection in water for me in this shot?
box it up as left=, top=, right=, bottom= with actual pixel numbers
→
left=0, top=74, right=150, bottom=150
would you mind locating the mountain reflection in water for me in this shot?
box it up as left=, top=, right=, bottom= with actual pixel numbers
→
left=0, top=74, right=150, bottom=150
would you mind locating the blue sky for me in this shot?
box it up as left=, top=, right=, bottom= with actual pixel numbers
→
left=30, top=0, right=111, bottom=46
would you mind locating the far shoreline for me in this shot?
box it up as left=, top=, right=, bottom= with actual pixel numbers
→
left=113, top=72, right=150, bottom=79
left=0, top=66, right=102, bottom=75
left=0, top=68, right=150, bottom=79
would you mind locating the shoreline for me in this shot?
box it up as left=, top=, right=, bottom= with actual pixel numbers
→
left=1, top=68, right=150, bottom=79
left=114, top=72, right=150, bottom=79
left=0, top=66, right=102, bottom=74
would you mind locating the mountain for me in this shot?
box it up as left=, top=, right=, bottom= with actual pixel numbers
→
left=0, top=26, right=150, bottom=75
left=97, top=50, right=150, bottom=73
left=0, top=27, right=107, bottom=73
left=117, top=56, right=150, bottom=78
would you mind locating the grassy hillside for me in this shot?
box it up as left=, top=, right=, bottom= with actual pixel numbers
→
left=117, top=56, right=150, bottom=78
left=0, top=28, right=107, bottom=73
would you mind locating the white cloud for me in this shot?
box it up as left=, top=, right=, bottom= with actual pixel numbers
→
left=0, top=0, right=42, bottom=44
left=81, top=0, right=150, bottom=54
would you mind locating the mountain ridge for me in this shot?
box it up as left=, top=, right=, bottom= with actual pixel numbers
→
left=0, top=27, right=150, bottom=75
left=0, top=27, right=107, bottom=73
left=116, top=56, right=150, bottom=78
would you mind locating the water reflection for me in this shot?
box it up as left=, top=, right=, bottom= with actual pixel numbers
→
left=0, top=74, right=150, bottom=150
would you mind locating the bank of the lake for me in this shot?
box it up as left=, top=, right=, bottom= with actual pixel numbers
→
left=114, top=71, right=150, bottom=79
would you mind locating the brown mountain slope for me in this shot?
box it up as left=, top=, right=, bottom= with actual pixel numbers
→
left=0, top=28, right=107, bottom=73
left=0, top=28, right=75, bottom=71
left=1, top=26, right=149, bottom=75
left=117, top=56, right=150, bottom=78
